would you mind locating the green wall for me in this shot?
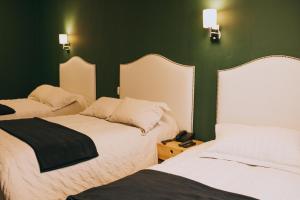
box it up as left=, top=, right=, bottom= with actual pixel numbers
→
left=35, top=0, right=300, bottom=140
left=0, top=1, right=43, bottom=99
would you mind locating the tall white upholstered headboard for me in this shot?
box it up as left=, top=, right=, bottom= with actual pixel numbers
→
left=60, top=56, right=96, bottom=104
left=217, top=55, right=300, bottom=131
left=120, top=54, right=195, bottom=132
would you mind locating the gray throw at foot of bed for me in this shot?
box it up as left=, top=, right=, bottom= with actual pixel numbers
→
left=67, top=169, right=257, bottom=200
left=0, top=104, right=15, bottom=115
left=0, top=117, right=98, bottom=172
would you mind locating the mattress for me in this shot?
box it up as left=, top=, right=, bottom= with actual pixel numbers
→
left=150, top=141, right=300, bottom=200
left=0, top=99, right=86, bottom=121
left=0, top=114, right=178, bottom=200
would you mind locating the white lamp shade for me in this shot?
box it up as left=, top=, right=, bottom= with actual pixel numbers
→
left=59, top=34, right=68, bottom=45
left=203, top=9, right=217, bottom=28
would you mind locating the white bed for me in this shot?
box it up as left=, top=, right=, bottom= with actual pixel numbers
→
left=151, top=141, right=300, bottom=200
left=0, top=56, right=96, bottom=120
left=0, top=54, right=195, bottom=200
left=150, top=55, right=300, bottom=200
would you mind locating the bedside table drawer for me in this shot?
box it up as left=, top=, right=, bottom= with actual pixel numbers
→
left=157, top=143, right=183, bottom=160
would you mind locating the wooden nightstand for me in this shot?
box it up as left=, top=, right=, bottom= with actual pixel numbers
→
left=157, top=140, right=203, bottom=161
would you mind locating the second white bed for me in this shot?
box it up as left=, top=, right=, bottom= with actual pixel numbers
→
left=0, top=113, right=178, bottom=200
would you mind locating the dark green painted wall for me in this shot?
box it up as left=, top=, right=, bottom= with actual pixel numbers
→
left=0, top=1, right=43, bottom=99
left=15, top=0, right=300, bottom=140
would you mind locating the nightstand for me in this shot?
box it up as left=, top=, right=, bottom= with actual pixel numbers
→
left=157, top=140, right=203, bottom=161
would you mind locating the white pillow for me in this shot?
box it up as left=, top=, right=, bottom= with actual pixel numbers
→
left=80, top=97, right=121, bottom=119
left=29, top=84, right=53, bottom=103
left=208, top=123, right=300, bottom=169
left=108, top=97, right=170, bottom=133
left=29, top=85, right=78, bottom=110
left=46, top=88, right=78, bottom=110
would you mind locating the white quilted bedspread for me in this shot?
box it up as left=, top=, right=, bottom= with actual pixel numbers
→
left=0, top=114, right=178, bottom=200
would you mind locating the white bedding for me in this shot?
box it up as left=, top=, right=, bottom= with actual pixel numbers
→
left=0, top=114, right=178, bottom=200
left=0, top=99, right=86, bottom=121
left=150, top=142, right=300, bottom=200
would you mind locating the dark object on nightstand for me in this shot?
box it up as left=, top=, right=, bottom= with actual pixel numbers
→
left=175, top=130, right=194, bottom=142
left=161, top=130, right=194, bottom=145
left=179, top=140, right=196, bottom=148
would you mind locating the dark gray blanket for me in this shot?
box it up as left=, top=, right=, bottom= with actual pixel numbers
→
left=67, top=169, right=257, bottom=200
left=0, top=117, right=98, bottom=172
left=0, top=104, right=15, bottom=115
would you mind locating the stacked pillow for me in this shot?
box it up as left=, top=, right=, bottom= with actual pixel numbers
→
left=29, top=85, right=78, bottom=111
left=81, top=97, right=170, bottom=133
left=81, top=97, right=121, bottom=119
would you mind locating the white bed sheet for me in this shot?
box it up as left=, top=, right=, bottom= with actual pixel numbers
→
left=151, top=141, right=300, bottom=200
left=0, top=99, right=86, bottom=121
left=0, top=114, right=178, bottom=200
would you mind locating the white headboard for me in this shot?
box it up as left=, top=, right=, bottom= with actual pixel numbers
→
left=120, top=54, right=195, bottom=132
left=60, top=56, right=96, bottom=104
left=217, top=55, right=300, bottom=131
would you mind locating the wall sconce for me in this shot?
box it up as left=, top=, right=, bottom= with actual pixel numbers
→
left=59, top=34, right=71, bottom=52
left=203, top=9, right=221, bottom=42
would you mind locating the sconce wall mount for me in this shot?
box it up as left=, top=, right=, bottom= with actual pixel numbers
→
left=203, top=9, right=221, bottom=42
left=59, top=34, right=71, bottom=53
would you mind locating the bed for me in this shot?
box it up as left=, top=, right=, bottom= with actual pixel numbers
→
left=0, top=56, right=96, bottom=120
left=67, top=55, right=300, bottom=200
left=0, top=54, right=195, bottom=200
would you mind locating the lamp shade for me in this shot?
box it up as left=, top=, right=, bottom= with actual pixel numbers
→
left=59, top=34, right=68, bottom=45
left=203, top=9, right=217, bottom=28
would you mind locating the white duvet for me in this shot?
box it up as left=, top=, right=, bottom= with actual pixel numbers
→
left=0, top=99, right=85, bottom=121
left=0, top=114, right=178, bottom=200
left=151, top=142, right=300, bottom=200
